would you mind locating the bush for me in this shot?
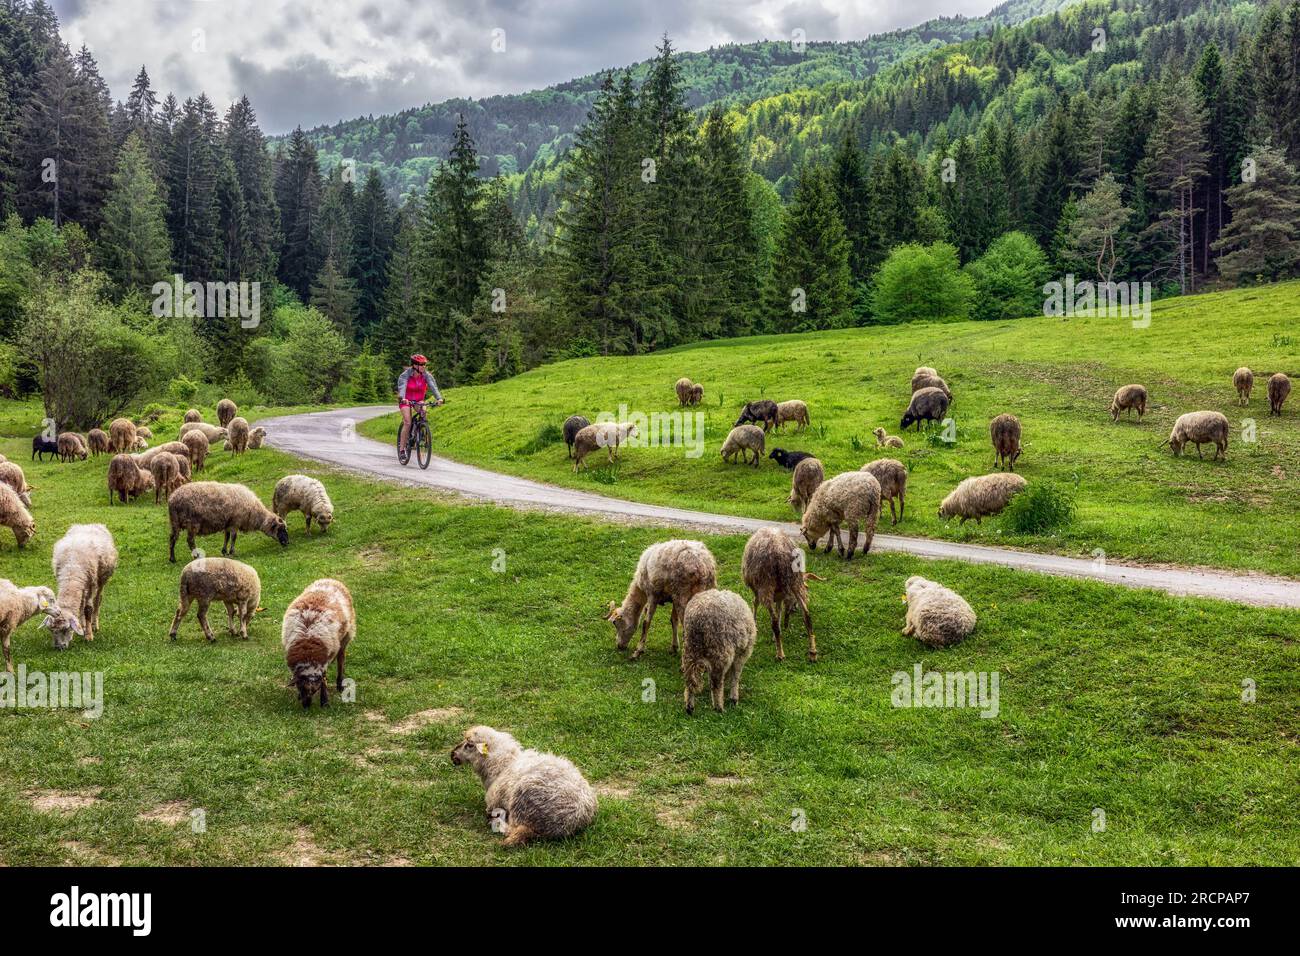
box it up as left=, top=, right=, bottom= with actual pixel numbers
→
left=0, top=342, right=16, bottom=399
left=221, top=369, right=266, bottom=409
left=965, top=231, right=1051, bottom=321
left=167, top=376, right=200, bottom=405
left=1004, top=481, right=1076, bottom=534
left=870, top=242, right=974, bottom=324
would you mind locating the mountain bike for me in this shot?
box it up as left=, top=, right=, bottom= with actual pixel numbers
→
left=398, top=401, right=434, bottom=469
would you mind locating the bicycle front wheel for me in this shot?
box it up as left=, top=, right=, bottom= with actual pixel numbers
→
left=415, top=420, right=432, bottom=469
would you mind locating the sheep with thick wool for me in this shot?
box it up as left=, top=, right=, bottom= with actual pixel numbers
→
left=179, top=421, right=228, bottom=444
left=184, top=409, right=203, bottom=423
left=247, top=426, right=267, bottom=450
left=990, top=413, right=1022, bottom=471
left=571, top=421, right=637, bottom=471
left=1233, top=367, right=1253, bottom=405
left=720, top=423, right=765, bottom=466
left=860, top=458, right=907, bottom=525
left=169, top=556, right=261, bottom=643
left=106, top=454, right=154, bottom=505
left=1268, top=373, right=1291, bottom=416
left=910, top=367, right=939, bottom=391
left=0, top=579, right=55, bottom=673
left=108, top=418, right=137, bottom=454
left=675, top=377, right=694, bottom=405
left=606, top=539, right=717, bottom=659
left=1110, top=384, right=1148, bottom=422
left=40, top=524, right=117, bottom=651
left=689, top=383, right=704, bottom=405
left=561, top=415, right=589, bottom=460
left=0, top=461, right=33, bottom=509
left=741, top=527, right=819, bottom=662
left=799, top=471, right=881, bottom=559
left=0, top=484, right=35, bottom=549
left=87, top=428, right=110, bottom=456
left=227, top=416, right=251, bottom=453
left=167, top=481, right=289, bottom=562
left=903, top=576, right=977, bottom=648
left=680, top=589, right=756, bottom=714
left=1161, top=411, right=1230, bottom=460
left=774, top=400, right=810, bottom=431
left=181, top=430, right=209, bottom=470
left=216, top=398, right=237, bottom=427
left=57, top=432, right=88, bottom=462
left=273, top=474, right=335, bottom=534
left=282, top=578, right=354, bottom=708
left=788, top=457, right=824, bottom=516
left=901, top=387, right=950, bottom=432
left=911, top=373, right=952, bottom=402
left=938, top=472, right=1027, bottom=523
left=149, top=452, right=183, bottom=504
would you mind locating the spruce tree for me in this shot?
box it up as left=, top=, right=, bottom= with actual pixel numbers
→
left=224, top=96, right=280, bottom=282
left=274, top=127, right=324, bottom=299
left=351, top=167, right=394, bottom=339
left=1213, top=143, right=1300, bottom=282
left=765, top=165, right=852, bottom=332
left=98, top=132, right=171, bottom=295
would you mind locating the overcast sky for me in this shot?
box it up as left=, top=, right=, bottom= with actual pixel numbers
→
left=53, top=0, right=992, bottom=133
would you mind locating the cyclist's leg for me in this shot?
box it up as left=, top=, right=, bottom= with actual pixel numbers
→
left=398, top=403, right=412, bottom=451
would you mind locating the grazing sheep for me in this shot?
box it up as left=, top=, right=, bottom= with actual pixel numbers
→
left=1161, top=411, right=1230, bottom=460
left=273, top=474, right=335, bottom=534
left=131, top=435, right=149, bottom=451
left=571, top=421, right=637, bottom=471
left=87, top=428, right=110, bottom=456
left=741, top=527, right=819, bottom=662
left=149, top=452, right=182, bottom=504
left=1268, top=373, right=1291, bottom=416
left=774, top=399, right=810, bottom=432
left=0, top=484, right=35, bottom=549
left=184, top=408, right=203, bottom=423
left=282, top=578, right=354, bottom=708
left=735, top=399, right=779, bottom=431
left=137, top=440, right=191, bottom=467
left=180, top=430, right=209, bottom=470
left=451, top=726, right=597, bottom=846
left=167, top=481, right=289, bottom=562
left=903, top=576, right=977, bottom=648
left=860, top=458, right=907, bottom=525
left=938, top=472, right=1028, bottom=523
left=562, top=415, right=590, bottom=460
left=30, top=435, right=58, bottom=462
left=768, top=448, right=814, bottom=470
left=171, top=452, right=192, bottom=484
left=901, top=387, right=950, bottom=432
left=720, top=424, right=765, bottom=466
left=0, top=461, right=33, bottom=509
left=675, top=377, right=693, bottom=405
left=788, top=456, right=824, bottom=516
left=606, top=539, right=717, bottom=659
left=106, top=454, right=154, bottom=505
left=990, top=413, right=1022, bottom=471
left=1233, top=367, right=1253, bottom=405
left=873, top=426, right=904, bottom=449
left=168, top=557, right=261, bottom=643
left=0, top=579, right=55, bottom=673
left=226, top=416, right=251, bottom=453
left=689, top=383, right=704, bottom=405
left=1110, top=384, right=1148, bottom=422
left=910, top=366, right=939, bottom=391
left=108, top=417, right=137, bottom=454
left=135, top=426, right=153, bottom=440
left=911, top=373, right=952, bottom=402
left=57, top=432, right=88, bottom=462
left=40, top=524, right=118, bottom=650
left=247, top=426, right=267, bottom=450
left=216, top=398, right=237, bottom=427
left=179, top=421, right=228, bottom=444
left=680, top=589, right=756, bottom=714
left=800, top=471, right=881, bottom=559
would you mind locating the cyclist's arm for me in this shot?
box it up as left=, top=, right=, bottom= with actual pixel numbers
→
left=425, top=372, right=444, bottom=403
left=395, top=368, right=411, bottom=400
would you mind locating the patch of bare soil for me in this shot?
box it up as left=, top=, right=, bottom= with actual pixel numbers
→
left=26, top=789, right=100, bottom=813
left=136, top=801, right=192, bottom=826
left=389, top=707, right=465, bottom=735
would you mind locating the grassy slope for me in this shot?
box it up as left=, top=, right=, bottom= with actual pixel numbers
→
left=362, top=281, right=1300, bottom=576
left=0, top=401, right=1297, bottom=865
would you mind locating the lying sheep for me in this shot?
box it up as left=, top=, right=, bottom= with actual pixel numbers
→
left=800, top=470, right=881, bottom=559
left=990, top=413, right=1022, bottom=471
left=40, top=524, right=118, bottom=650
left=0, top=461, right=33, bottom=509
left=774, top=400, right=810, bottom=431
left=741, top=527, right=819, bottom=662
left=451, top=726, right=597, bottom=846
left=860, top=458, right=907, bottom=525
left=939, top=472, right=1027, bottom=523
left=282, top=578, right=354, bottom=708
left=606, top=539, right=717, bottom=659
left=184, top=409, right=203, bottom=424
left=106, top=453, right=154, bottom=505
left=735, top=399, right=778, bottom=431
left=167, top=481, right=289, bottom=562
left=247, top=426, right=267, bottom=450
left=675, top=377, right=694, bottom=405
left=911, top=366, right=939, bottom=391
left=87, top=428, right=110, bottom=456
left=901, top=387, right=950, bottom=432
left=0, top=579, right=55, bottom=673
left=1110, top=384, right=1148, bottom=422
left=903, top=576, right=977, bottom=648
left=0, top=483, right=35, bottom=549
left=149, top=452, right=182, bottom=504
left=689, top=383, right=703, bottom=405
left=873, top=427, right=904, bottom=449
left=788, top=456, right=824, bottom=516
left=681, top=589, right=756, bottom=714
left=1233, top=367, right=1253, bottom=405
left=216, top=398, right=237, bottom=427
left=273, top=474, right=334, bottom=534
left=57, top=432, right=88, bottom=462
left=721, top=424, right=765, bottom=466
left=1161, top=411, right=1230, bottom=460
left=1268, top=373, right=1291, bottom=416
left=179, top=421, right=228, bottom=444
left=768, top=448, right=814, bottom=470
left=571, top=421, right=637, bottom=471
left=181, top=430, right=209, bottom=470
left=30, top=435, right=58, bottom=462
left=227, top=416, right=251, bottom=453
left=109, top=418, right=137, bottom=454
left=168, top=556, right=261, bottom=642
left=562, top=415, right=590, bottom=459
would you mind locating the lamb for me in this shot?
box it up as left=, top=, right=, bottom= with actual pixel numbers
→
left=216, top=398, right=237, bottom=427
left=571, top=421, right=637, bottom=471
left=911, top=373, right=952, bottom=401
left=860, top=457, right=907, bottom=525
left=87, top=428, right=110, bottom=456
left=774, top=399, right=810, bottom=431
left=227, top=416, right=251, bottom=453
left=450, top=726, right=597, bottom=846
left=108, top=417, right=137, bottom=454
left=606, top=539, right=717, bottom=659
left=910, top=366, right=939, bottom=391
left=0, top=484, right=35, bottom=549
left=741, top=527, right=819, bottom=662
left=39, top=524, right=118, bottom=650
left=30, top=435, right=58, bottom=462
left=787, top=456, right=824, bottom=516
left=903, top=576, right=977, bottom=648
left=0, top=461, right=33, bottom=509
left=168, top=556, right=261, bottom=643
left=990, top=413, right=1022, bottom=471
left=938, top=472, right=1027, bottom=523
left=689, top=383, right=703, bottom=405
left=181, top=430, right=209, bottom=470
left=179, top=421, right=228, bottom=444
left=282, top=578, right=354, bottom=708
left=149, top=451, right=183, bottom=503
left=1161, top=410, right=1230, bottom=460
left=1233, top=367, right=1253, bottom=405
left=768, top=448, right=814, bottom=470
left=873, top=426, right=904, bottom=449
left=1268, top=372, right=1291, bottom=416
left=184, top=408, right=203, bottom=423
left=247, top=426, right=267, bottom=450
left=720, top=424, right=765, bottom=466
left=735, top=399, right=779, bottom=431
left=562, top=415, right=590, bottom=459
left=0, top=579, right=55, bottom=673
left=675, top=377, right=694, bottom=405
left=273, top=474, right=335, bottom=534
left=167, top=481, right=289, bottom=562
left=680, top=589, right=756, bottom=714
left=900, top=387, right=950, bottom=432
left=1110, top=384, right=1148, bottom=422
left=57, top=432, right=88, bottom=462
left=106, top=453, right=154, bottom=504
left=799, top=470, right=881, bottom=560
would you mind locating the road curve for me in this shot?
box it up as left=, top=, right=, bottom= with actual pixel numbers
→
left=260, top=406, right=1300, bottom=610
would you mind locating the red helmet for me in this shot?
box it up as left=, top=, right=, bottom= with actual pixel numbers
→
left=410, top=354, right=428, bottom=366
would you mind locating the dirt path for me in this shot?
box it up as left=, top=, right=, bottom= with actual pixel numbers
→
left=260, top=406, right=1300, bottom=610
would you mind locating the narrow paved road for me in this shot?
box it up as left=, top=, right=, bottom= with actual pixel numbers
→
left=260, top=406, right=1300, bottom=610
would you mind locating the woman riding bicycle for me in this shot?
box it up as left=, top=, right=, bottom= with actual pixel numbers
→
left=396, top=354, right=444, bottom=455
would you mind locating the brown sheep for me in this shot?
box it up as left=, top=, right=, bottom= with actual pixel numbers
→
left=184, top=409, right=203, bottom=423
left=680, top=589, right=756, bottom=714
left=282, top=578, right=354, bottom=708
left=571, top=422, right=637, bottom=471
left=227, top=416, right=251, bottom=453
left=171, top=452, right=192, bottom=484
left=689, top=383, right=704, bottom=405
left=168, top=556, right=261, bottom=642
left=167, top=481, right=289, bottom=562
left=1268, top=373, right=1291, bottom=416
left=57, top=432, right=88, bottom=462
left=1233, top=367, right=1253, bottom=405
left=774, top=400, right=810, bottom=431
left=1110, top=384, right=1148, bottom=422
left=675, top=377, right=693, bottom=405
left=741, top=527, right=819, bottom=662
left=606, top=539, right=717, bottom=659
left=860, top=458, right=907, bottom=525
left=181, top=430, right=209, bottom=470
left=990, top=413, right=1022, bottom=471
left=108, top=417, right=137, bottom=454
left=1161, top=411, right=1230, bottom=460
left=0, top=484, right=36, bottom=549
left=873, top=427, right=904, bottom=449
left=910, top=366, right=939, bottom=391
left=787, top=457, right=824, bottom=516
left=106, top=453, right=154, bottom=504
left=87, top=428, right=110, bottom=456
left=901, top=387, right=950, bottom=432
left=216, top=398, right=237, bottom=427
left=149, top=452, right=182, bottom=504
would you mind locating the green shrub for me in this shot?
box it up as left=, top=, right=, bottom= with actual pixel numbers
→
left=870, top=241, right=974, bottom=324
left=965, top=231, right=1051, bottom=321
left=1004, top=481, right=1076, bottom=534
left=168, top=376, right=200, bottom=405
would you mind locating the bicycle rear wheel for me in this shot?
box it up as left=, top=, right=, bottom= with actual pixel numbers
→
left=415, top=419, right=432, bottom=469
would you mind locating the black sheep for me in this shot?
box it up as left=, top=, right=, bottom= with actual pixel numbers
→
left=562, top=415, right=590, bottom=459
left=735, top=400, right=778, bottom=432
left=769, top=448, right=813, bottom=470
left=31, top=435, right=58, bottom=462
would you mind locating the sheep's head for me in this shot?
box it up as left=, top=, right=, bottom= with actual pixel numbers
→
left=605, top=600, right=637, bottom=650
left=799, top=511, right=826, bottom=550
left=937, top=495, right=957, bottom=521
left=39, top=603, right=83, bottom=650
left=315, top=510, right=334, bottom=533
left=451, top=726, right=517, bottom=769
left=290, top=661, right=326, bottom=707
left=265, top=515, right=289, bottom=546
left=15, top=517, right=35, bottom=547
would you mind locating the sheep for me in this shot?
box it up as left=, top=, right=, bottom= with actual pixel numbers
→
left=741, top=527, right=819, bottom=662
left=30, top=435, right=58, bottom=462
left=168, top=556, right=261, bottom=643
left=39, top=524, right=118, bottom=650
left=216, top=398, right=237, bottom=427
left=1268, top=372, right=1291, bottom=416
left=720, top=424, right=764, bottom=466
left=774, top=399, right=810, bottom=431
left=0, top=461, right=33, bottom=509
left=1160, top=411, right=1230, bottom=460
left=57, top=432, right=88, bottom=462
left=903, top=576, right=977, bottom=649
left=606, top=539, right=717, bottom=659
left=167, top=481, right=289, bottom=562
left=273, top=474, right=335, bottom=534
left=735, top=399, right=779, bottom=431
left=910, top=366, right=939, bottom=391
left=1233, top=367, right=1253, bottom=405
left=799, top=470, right=881, bottom=560
left=787, top=456, right=824, bottom=516
left=990, top=413, right=1022, bottom=471
left=571, top=421, right=637, bottom=471
left=873, top=426, right=904, bottom=449
left=675, top=377, right=693, bottom=405
left=901, top=387, right=950, bottom=432
left=247, top=426, right=267, bottom=450
left=135, top=426, right=153, bottom=440
left=137, top=440, right=191, bottom=467
left=149, top=451, right=182, bottom=504
left=131, top=435, right=149, bottom=451
left=0, top=484, right=35, bottom=549
left=689, top=383, right=703, bottom=405
left=1110, top=384, right=1148, bottom=422
left=282, top=578, right=354, bottom=708
left=680, top=589, right=756, bottom=714
left=227, top=416, right=251, bottom=453
left=171, top=451, right=192, bottom=484
left=450, top=726, right=597, bottom=846
left=87, top=428, right=110, bottom=456
left=860, top=457, right=908, bottom=525
left=106, top=453, right=154, bottom=505
left=768, top=448, right=814, bottom=470
left=911, top=373, right=952, bottom=401
left=108, top=417, right=137, bottom=454
left=562, top=415, right=590, bottom=459
left=179, top=421, right=228, bottom=444
left=183, top=408, right=203, bottom=424
left=0, top=579, right=55, bottom=673
left=938, top=472, right=1028, bottom=523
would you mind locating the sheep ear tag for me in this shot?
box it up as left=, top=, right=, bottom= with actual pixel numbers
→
left=38, top=596, right=50, bottom=610
left=478, top=743, right=489, bottom=756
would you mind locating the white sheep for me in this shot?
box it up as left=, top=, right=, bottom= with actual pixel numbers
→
left=0, top=483, right=36, bottom=549
left=606, top=539, right=717, bottom=659
left=41, top=524, right=118, bottom=650
left=680, top=589, right=757, bottom=714
left=938, top=473, right=1027, bottom=523
left=571, top=421, right=637, bottom=471
left=0, top=579, right=55, bottom=673
left=720, top=424, right=765, bottom=466
left=282, top=578, right=355, bottom=708
left=272, top=474, right=335, bottom=534
left=903, top=576, right=977, bottom=648
left=799, top=471, right=881, bottom=559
